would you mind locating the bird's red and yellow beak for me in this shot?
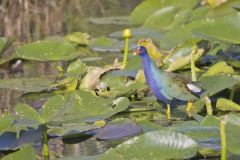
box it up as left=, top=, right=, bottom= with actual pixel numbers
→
left=133, top=48, right=140, bottom=56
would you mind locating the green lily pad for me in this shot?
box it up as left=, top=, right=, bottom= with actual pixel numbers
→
left=217, top=98, right=240, bottom=111
left=96, top=74, right=147, bottom=98
left=0, top=77, right=56, bottom=93
left=65, top=32, right=90, bottom=45
left=199, top=74, right=237, bottom=96
left=200, top=115, right=220, bottom=127
left=48, top=122, right=104, bottom=137
left=166, top=45, right=204, bottom=71
left=89, top=36, right=121, bottom=52
left=41, top=95, right=66, bottom=124
left=15, top=40, right=79, bottom=61
left=159, top=19, right=206, bottom=50
left=1, top=145, right=36, bottom=160
left=130, top=0, right=197, bottom=25
left=200, top=61, right=235, bottom=77
left=225, top=114, right=240, bottom=155
left=100, top=130, right=199, bottom=160
left=0, top=114, right=14, bottom=136
left=66, top=59, right=87, bottom=78
left=14, top=104, right=41, bottom=129
left=144, top=6, right=179, bottom=30
left=42, top=91, right=129, bottom=124
left=139, top=121, right=219, bottom=141
left=58, top=155, right=99, bottom=160
left=192, top=13, right=240, bottom=44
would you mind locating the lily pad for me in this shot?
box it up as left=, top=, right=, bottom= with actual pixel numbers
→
left=225, top=114, right=240, bottom=155
left=44, top=91, right=129, bottom=124
left=0, top=77, right=56, bottom=93
left=0, top=115, right=14, bottom=136
left=216, top=98, right=240, bottom=111
left=144, top=6, right=179, bottom=30
left=199, top=74, right=237, bottom=96
left=89, top=36, right=121, bottom=52
left=48, top=122, right=104, bottom=137
left=94, top=118, right=142, bottom=140
left=192, top=13, right=240, bottom=44
left=41, top=95, right=66, bottom=123
left=200, top=61, right=235, bottom=77
left=65, top=32, right=90, bottom=45
left=96, top=74, right=147, bottom=98
left=14, top=104, right=41, bottom=129
left=1, top=145, right=36, bottom=160
left=200, top=115, right=220, bottom=127
left=66, top=59, right=87, bottom=78
left=100, top=130, right=199, bottom=160
left=15, top=40, right=79, bottom=61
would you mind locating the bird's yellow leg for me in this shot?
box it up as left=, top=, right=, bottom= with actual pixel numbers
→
left=186, top=101, right=193, bottom=118
left=167, top=103, right=171, bottom=120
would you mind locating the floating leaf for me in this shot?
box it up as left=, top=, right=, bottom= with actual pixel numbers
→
left=89, top=36, right=121, bottom=52
left=166, top=47, right=204, bottom=72
left=65, top=32, right=90, bottom=45
left=1, top=145, right=36, bottom=160
left=225, top=114, right=240, bottom=155
left=199, top=75, right=237, bottom=96
left=144, top=6, right=179, bottom=30
left=0, top=77, right=56, bottom=93
left=192, top=13, right=240, bottom=44
left=58, top=155, right=99, bottom=160
left=96, top=74, right=147, bottom=98
left=15, top=40, right=79, bottom=61
left=100, top=130, right=199, bottom=160
left=94, top=118, right=142, bottom=140
left=41, top=95, right=66, bottom=123
left=159, top=19, right=206, bottom=50
left=45, top=91, right=129, bottom=124
left=66, top=59, right=87, bottom=78
left=200, top=61, right=235, bottom=77
left=48, top=122, right=104, bottom=137
left=0, top=115, right=14, bottom=136
left=130, top=0, right=197, bottom=25
left=200, top=115, right=220, bottom=127
left=216, top=98, right=240, bottom=111
left=14, top=104, right=41, bottom=129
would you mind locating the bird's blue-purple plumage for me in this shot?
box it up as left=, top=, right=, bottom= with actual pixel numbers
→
left=138, top=46, right=206, bottom=108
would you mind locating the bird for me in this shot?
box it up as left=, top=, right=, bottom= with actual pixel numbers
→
left=134, top=46, right=206, bottom=120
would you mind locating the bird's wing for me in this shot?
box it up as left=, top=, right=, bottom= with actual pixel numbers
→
left=159, top=72, right=205, bottom=101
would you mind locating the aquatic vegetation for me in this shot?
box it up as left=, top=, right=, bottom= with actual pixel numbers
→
left=0, top=0, right=240, bottom=159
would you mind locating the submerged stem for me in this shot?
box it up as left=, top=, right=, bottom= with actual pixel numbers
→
left=205, top=96, right=213, bottom=115
left=122, top=37, right=129, bottom=68
left=42, top=124, right=49, bottom=160
left=220, top=118, right=227, bottom=160
left=191, top=45, right=197, bottom=82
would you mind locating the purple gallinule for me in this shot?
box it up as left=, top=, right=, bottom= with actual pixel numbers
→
left=134, top=46, right=206, bottom=119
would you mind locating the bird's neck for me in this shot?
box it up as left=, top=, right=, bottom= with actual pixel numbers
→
left=140, top=53, right=164, bottom=83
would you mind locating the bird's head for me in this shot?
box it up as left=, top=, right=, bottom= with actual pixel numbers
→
left=134, top=46, right=148, bottom=56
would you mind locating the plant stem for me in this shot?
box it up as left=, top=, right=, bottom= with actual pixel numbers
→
left=220, top=118, right=227, bottom=160
left=42, top=124, right=49, bottom=160
left=122, top=37, right=129, bottom=68
left=191, top=45, right=197, bottom=82
left=205, top=96, right=213, bottom=115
